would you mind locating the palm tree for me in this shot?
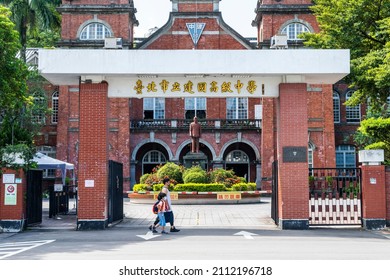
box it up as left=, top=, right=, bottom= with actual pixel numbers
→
left=0, top=0, right=60, bottom=62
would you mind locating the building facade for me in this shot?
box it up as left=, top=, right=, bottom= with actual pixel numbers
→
left=36, top=0, right=365, bottom=192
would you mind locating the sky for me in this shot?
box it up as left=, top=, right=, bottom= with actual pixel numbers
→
left=133, top=0, right=258, bottom=38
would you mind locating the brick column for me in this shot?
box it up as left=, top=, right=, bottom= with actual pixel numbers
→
left=0, top=168, right=26, bottom=232
left=361, top=165, right=386, bottom=229
left=261, top=98, right=276, bottom=191
left=77, top=83, right=109, bottom=230
left=277, top=84, right=309, bottom=229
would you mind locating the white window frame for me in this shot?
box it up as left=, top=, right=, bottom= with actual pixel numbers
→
left=308, top=142, right=314, bottom=175
left=225, top=150, right=249, bottom=163
left=32, top=94, right=46, bottom=124
left=336, top=145, right=356, bottom=169
left=333, top=92, right=340, bottom=123
left=281, top=22, right=311, bottom=40
left=143, top=98, right=165, bottom=119
left=185, top=97, right=206, bottom=119
left=142, top=150, right=166, bottom=175
left=345, top=91, right=361, bottom=123
left=80, top=23, right=112, bottom=40
left=226, top=97, right=248, bottom=119
left=51, top=91, right=59, bottom=124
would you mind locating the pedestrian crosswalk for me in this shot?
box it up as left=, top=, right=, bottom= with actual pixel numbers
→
left=0, top=240, right=55, bottom=259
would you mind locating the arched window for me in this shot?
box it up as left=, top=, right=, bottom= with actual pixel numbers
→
left=281, top=23, right=310, bottom=40
left=80, top=23, right=112, bottom=40
left=345, top=91, right=361, bottom=123
left=51, top=91, right=59, bottom=124
left=142, top=150, right=166, bottom=175
left=333, top=92, right=340, bottom=123
left=225, top=150, right=250, bottom=180
left=226, top=150, right=249, bottom=163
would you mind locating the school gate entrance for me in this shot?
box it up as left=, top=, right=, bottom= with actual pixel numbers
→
left=39, top=49, right=350, bottom=230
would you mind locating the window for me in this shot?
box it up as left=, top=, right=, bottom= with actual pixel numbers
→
left=80, top=23, right=112, bottom=40
left=333, top=92, right=340, bottom=123
left=185, top=97, right=206, bottom=120
left=308, top=142, right=314, bottom=175
left=36, top=146, right=56, bottom=178
left=226, top=150, right=249, bottom=163
left=142, top=150, right=166, bottom=175
left=345, top=91, right=361, bottom=123
left=336, top=145, right=356, bottom=169
left=281, top=23, right=310, bottom=40
left=51, top=91, right=59, bottom=124
left=143, top=150, right=166, bottom=164
left=226, top=98, right=248, bottom=119
left=32, top=93, right=46, bottom=124
left=143, top=98, right=165, bottom=119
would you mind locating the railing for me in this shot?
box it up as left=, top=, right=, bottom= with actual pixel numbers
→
left=308, top=168, right=362, bottom=225
left=309, top=168, right=361, bottom=198
left=130, top=119, right=262, bottom=131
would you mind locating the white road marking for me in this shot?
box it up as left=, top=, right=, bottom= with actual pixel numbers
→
left=0, top=240, right=55, bottom=259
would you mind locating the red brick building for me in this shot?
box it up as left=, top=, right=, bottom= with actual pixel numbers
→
left=34, top=0, right=365, bottom=193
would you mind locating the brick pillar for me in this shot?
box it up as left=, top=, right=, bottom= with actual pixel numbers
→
left=261, top=98, right=276, bottom=191
left=77, top=83, right=109, bottom=230
left=361, top=165, right=386, bottom=229
left=0, top=168, right=26, bottom=232
left=277, top=84, right=309, bottom=229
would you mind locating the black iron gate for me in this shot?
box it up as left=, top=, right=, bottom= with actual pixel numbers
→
left=271, top=160, right=279, bottom=225
left=26, top=169, right=43, bottom=226
left=108, top=160, right=123, bottom=224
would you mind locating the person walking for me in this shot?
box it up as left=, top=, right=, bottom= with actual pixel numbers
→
left=189, top=116, right=201, bottom=153
left=156, top=192, right=169, bottom=234
left=162, top=177, right=180, bottom=232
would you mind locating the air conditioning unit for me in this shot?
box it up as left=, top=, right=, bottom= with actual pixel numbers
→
left=104, top=37, right=123, bottom=49
left=270, top=35, right=288, bottom=49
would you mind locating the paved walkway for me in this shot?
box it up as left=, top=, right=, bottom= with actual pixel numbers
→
left=30, top=197, right=276, bottom=230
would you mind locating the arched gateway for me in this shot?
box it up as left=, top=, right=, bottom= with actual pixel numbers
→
left=39, top=49, right=349, bottom=230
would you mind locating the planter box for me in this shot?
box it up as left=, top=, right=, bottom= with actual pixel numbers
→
left=128, top=191, right=270, bottom=205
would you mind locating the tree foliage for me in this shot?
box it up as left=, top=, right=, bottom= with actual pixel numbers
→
left=0, top=0, right=61, bottom=61
left=0, top=5, right=30, bottom=144
left=302, top=0, right=390, bottom=110
left=0, top=5, right=50, bottom=169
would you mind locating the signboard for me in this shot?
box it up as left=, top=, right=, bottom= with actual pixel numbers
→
left=54, top=184, right=63, bottom=192
left=4, top=184, right=17, bottom=205
left=153, top=192, right=179, bottom=200
left=217, top=192, right=242, bottom=200
left=85, top=180, right=95, bottom=188
left=106, top=76, right=280, bottom=98
left=2, top=174, right=15, bottom=184
left=283, top=147, right=307, bottom=163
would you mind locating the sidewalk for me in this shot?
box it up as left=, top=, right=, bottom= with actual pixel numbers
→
left=24, top=197, right=276, bottom=230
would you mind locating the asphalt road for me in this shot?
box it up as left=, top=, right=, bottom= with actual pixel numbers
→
left=0, top=198, right=389, bottom=279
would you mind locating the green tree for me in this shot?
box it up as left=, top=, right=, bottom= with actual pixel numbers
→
left=357, top=117, right=390, bottom=164
left=0, top=5, right=36, bottom=168
left=0, top=5, right=30, bottom=144
left=0, top=0, right=61, bottom=62
left=302, top=0, right=390, bottom=110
